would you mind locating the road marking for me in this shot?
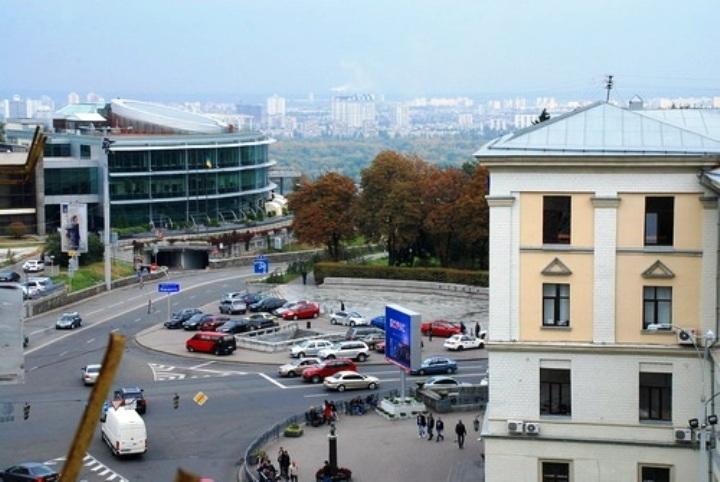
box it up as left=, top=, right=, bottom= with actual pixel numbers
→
left=44, top=453, right=128, bottom=482
left=258, top=372, right=287, bottom=389
left=30, top=328, right=48, bottom=335
left=59, top=350, right=67, bottom=357
left=133, top=317, right=141, bottom=323
left=86, top=308, right=103, bottom=316
left=86, top=338, right=95, bottom=344
left=148, top=362, right=246, bottom=382
left=107, top=302, right=124, bottom=309
left=29, top=366, right=38, bottom=371
left=190, top=361, right=214, bottom=370
left=110, top=328, right=119, bottom=333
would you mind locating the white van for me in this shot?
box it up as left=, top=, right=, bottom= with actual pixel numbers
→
left=101, top=407, right=147, bottom=456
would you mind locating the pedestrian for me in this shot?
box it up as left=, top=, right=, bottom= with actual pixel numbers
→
left=330, top=400, right=338, bottom=422
left=426, top=412, right=434, bottom=441
left=428, top=328, right=433, bottom=342
left=436, top=417, right=445, bottom=442
left=279, top=448, right=290, bottom=479
left=323, top=400, right=333, bottom=425
left=340, top=300, right=345, bottom=311
left=460, top=321, right=467, bottom=334
left=301, top=270, right=307, bottom=285
left=289, top=460, right=299, bottom=482
left=455, top=419, right=467, bottom=449
left=474, top=321, right=480, bottom=338
left=416, top=412, right=427, bottom=439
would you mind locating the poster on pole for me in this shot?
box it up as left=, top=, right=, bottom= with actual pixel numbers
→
left=0, top=285, right=25, bottom=385
left=60, top=203, right=88, bottom=253
left=384, top=304, right=421, bottom=373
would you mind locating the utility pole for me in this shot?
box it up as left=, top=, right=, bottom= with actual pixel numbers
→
left=605, top=75, right=614, bottom=102
left=102, top=138, right=115, bottom=291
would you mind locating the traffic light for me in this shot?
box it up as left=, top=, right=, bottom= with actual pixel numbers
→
left=173, top=393, right=179, bottom=410
left=23, top=402, right=30, bottom=421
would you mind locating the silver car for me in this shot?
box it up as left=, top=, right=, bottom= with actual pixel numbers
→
left=289, top=339, right=334, bottom=358
left=330, top=311, right=368, bottom=326
left=81, top=364, right=102, bottom=385
left=318, top=341, right=370, bottom=362
left=278, top=357, right=322, bottom=377
left=323, top=371, right=380, bottom=392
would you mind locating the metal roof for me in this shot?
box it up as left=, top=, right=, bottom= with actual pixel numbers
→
left=475, top=102, right=720, bottom=158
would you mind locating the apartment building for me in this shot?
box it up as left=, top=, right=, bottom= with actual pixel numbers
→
left=475, top=102, right=720, bottom=482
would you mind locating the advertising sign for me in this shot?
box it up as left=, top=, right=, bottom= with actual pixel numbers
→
left=60, top=203, right=88, bottom=253
left=384, top=304, right=421, bottom=373
left=0, top=285, right=25, bottom=385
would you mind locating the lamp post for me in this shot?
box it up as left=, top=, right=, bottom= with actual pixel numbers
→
left=647, top=324, right=716, bottom=482
left=101, top=138, right=115, bottom=291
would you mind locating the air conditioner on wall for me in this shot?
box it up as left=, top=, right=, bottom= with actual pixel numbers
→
left=525, top=422, right=541, bottom=435
left=674, top=428, right=693, bottom=442
left=677, top=328, right=697, bottom=346
left=507, top=420, right=524, bottom=434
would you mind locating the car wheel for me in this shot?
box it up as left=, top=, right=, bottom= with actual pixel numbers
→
left=298, top=352, right=306, bottom=358
left=447, top=368, right=454, bottom=374
left=326, top=354, right=336, bottom=359
left=288, top=371, right=297, bottom=377
left=337, top=385, right=346, bottom=392
left=419, top=369, right=426, bottom=376
left=313, top=312, right=319, bottom=318
left=312, top=375, right=321, bottom=384
left=480, top=343, right=485, bottom=349
left=187, top=346, right=195, bottom=352
left=214, top=348, right=221, bottom=356
left=457, top=346, right=464, bottom=351
left=330, top=318, right=336, bottom=325
left=350, top=321, right=356, bottom=327
left=357, top=353, right=367, bottom=362
left=293, top=315, right=299, bottom=321
left=368, top=382, right=377, bottom=390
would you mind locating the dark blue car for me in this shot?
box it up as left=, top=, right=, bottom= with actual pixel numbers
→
left=370, top=315, right=386, bottom=330
left=410, top=356, right=458, bottom=376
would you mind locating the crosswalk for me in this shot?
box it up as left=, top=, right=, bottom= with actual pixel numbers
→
left=44, top=454, right=128, bottom=482
left=148, top=362, right=247, bottom=382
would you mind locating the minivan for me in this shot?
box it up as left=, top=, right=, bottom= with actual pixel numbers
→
left=186, top=332, right=236, bottom=355
left=101, top=407, right=147, bottom=456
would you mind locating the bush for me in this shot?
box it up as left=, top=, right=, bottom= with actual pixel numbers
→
left=116, top=226, right=147, bottom=237
left=313, top=262, right=488, bottom=286
left=8, top=222, right=26, bottom=238
left=283, top=423, right=304, bottom=437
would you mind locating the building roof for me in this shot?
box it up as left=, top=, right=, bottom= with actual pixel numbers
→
left=55, top=103, right=106, bottom=117
left=475, top=102, right=720, bottom=161
left=110, top=99, right=228, bottom=134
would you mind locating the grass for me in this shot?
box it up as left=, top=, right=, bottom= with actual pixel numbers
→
left=362, top=256, right=389, bottom=266
left=51, top=260, right=136, bottom=292
left=265, top=271, right=300, bottom=284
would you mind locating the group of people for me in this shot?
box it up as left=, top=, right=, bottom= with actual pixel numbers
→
left=257, top=447, right=299, bottom=482
left=415, top=412, right=468, bottom=449
left=305, top=400, right=339, bottom=427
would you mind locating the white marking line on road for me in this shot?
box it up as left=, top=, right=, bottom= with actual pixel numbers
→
left=107, top=301, right=124, bottom=309
left=127, top=294, right=146, bottom=301
left=133, top=317, right=141, bottom=322
left=110, top=328, right=119, bottom=333
left=189, top=361, right=215, bottom=370
left=258, top=372, right=287, bottom=389
left=25, top=272, right=260, bottom=355
left=29, top=366, right=38, bottom=371
left=30, top=328, right=48, bottom=335
left=86, top=338, right=95, bottom=344
left=59, top=350, right=67, bottom=357
left=189, top=294, right=197, bottom=300
left=86, top=308, right=104, bottom=316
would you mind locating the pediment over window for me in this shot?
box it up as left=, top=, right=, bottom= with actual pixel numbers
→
left=642, top=260, right=675, bottom=279
left=541, top=257, right=572, bottom=276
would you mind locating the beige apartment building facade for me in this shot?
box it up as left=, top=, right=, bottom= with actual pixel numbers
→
left=475, top=102, right=720, bottom=482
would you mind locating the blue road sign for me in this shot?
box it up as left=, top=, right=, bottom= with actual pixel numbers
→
left=254, top=256, right=269, bottom=274
left=158, top=282, right=180, bottom=293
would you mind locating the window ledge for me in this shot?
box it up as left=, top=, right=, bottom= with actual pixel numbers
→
left=542, top=326, right=572, bottom=330
left=639, top=420, right=672, bottom=426
left=641, top=329, right=675, bottom=335
left=539, top=415, right=572, bottom=420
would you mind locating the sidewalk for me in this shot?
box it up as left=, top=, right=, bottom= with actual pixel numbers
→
left=261, top=413, right=484, bottom=482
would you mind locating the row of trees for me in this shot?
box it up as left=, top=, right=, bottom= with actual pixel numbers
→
left=288, top=151, right=489, bottom=269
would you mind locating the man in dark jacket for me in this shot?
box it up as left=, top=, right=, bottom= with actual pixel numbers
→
left=455, top=420, right=467, bottom=449
left=427, top=412, right=435, bottom=441
left=435, top=417, right=445, bottom=442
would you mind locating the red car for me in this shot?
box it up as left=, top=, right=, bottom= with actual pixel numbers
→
left=374, top=340, right=385, bottom=353
left=302, top=358, right=357, bottom=383
left=282, top=302, right=320, bottom=320
left=199, top=318, right=230, bottom=331
left=420, top=320, right=462, bottom=337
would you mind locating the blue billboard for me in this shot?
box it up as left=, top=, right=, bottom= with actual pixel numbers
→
left=384, top=304, right=421, bottom=373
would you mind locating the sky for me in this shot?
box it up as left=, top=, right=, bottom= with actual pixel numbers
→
left=2, top=0, right=719, bottom=102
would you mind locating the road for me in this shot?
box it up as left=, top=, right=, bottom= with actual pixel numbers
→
left=0, top=267, right=488, bottom=481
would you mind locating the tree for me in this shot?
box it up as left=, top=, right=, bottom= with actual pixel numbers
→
left=453, top=165, right=490, bottom=269
left=287, top=172, right=357, bottom=261
left=532, top=108, right=551, bottom=125
left=8, top=221, right=26, bottom=238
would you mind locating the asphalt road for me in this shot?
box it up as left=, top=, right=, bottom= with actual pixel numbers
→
left=0, top=267, right=488, bottom=481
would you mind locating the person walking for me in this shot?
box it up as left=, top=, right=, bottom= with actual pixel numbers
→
left=455, top=420, right=467, bottom=449
left=416, top=412, right=427, bottom=439
left=460, top=321, right=467, bottom=334
left=435, top=417, right=445, bottom=442
left=289, top=460, right=299, bottom=482
left=426, top=412, right=434, bottom=441
left=474, top=321, right=480, bottom=338
left=428, top=327, right=433, bottom=342
left=340, top=300, right=345, bottom=311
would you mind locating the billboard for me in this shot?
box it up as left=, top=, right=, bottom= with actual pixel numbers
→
left=384, top=304, right=422, bottom=373
left=0, top=284, right=24, bottom=385
left=61, top=203, right=88, bottom=253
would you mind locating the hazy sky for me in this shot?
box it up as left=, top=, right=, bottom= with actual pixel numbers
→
left=2, top=0, right=719, bottom=101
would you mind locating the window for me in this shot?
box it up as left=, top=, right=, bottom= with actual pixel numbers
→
left=542, top=461, right=570, bottom=482
left=543, top=284, right=570, bottom=327
left=540, top=368, right=571, bottom=416
left=639, top=372, right=672, bottom=422
left=643, top=287, right=672, bottom=329
left=80, top=144, right=91, bottom=159
left=543, top=196, right=571, bottom=244
left=44, top=143, right=71, bottom=157
left=645, top=197, right=674, bottom=246
left=640, top=466, right=670, bottom=482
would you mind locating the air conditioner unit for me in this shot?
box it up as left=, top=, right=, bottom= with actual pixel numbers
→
left=677, top=328, right=697, bottom=346
left=674, top=428, right=693, bottom=442
left=507, top=420, right=524, bottom=434
left=525, top=422, right=541, bottom=435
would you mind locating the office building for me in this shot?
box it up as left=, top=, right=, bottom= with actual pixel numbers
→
left=331, top=94, right=376, bottom=129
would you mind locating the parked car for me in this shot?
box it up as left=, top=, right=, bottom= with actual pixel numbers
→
left=19, top=283, right=36, bottom=299
left=199, top=318, right=229, bottom=332
left=323, top=371, right=379, bottom=392
left=278, top=357, right=322, bottom=377
left=22, top=260, right=44, bottom=273
left=55, top=312, right=82, bottom=329
left=318, top=341, right=370, bottom=362
left=219, top=299, right=247, bottom=315
left=183, top=314, right=229, bottom=331
left=243, top=314, right=278, bottom=331
left=357, top=332, right=384, bottom=349
left=281, top=301, right=320, bottom=320
left=420, top=376, right=469, bottom=390
left=113, top=387, right=147, bottom=414
left=346, top=326, right=384, bottom=341
left=410, top=356, right=458, bottom=376
left=216, top=319, right=252, bottom=335
left=186, top=332, right=237, bottom=356
left=249, top=297, right=287, bottom=313
left=0, top=271, right=21, bottom=282
left=374, top=340, right=385, bottom=353
left=165, top=308, right=203, bottom=329
left=81, top=364, right=102, bottom=385
left=330, top=311, right=368, bottom=326
left=242, top=292, right=266, bottom=305
left=302, top=358, right=357, bottom=383
left=290, top=339, right=334, bottom=358
left=420, top=320, right=462, bottom=338
left=370, top=315, right=386, bottom=330
left=0, top=462, right=58, bottom=481
left=101, top=407, right=147, bottom=457
left=443, top=334, right=485, bottom=351
left=273, top=300, right=308, bottom=317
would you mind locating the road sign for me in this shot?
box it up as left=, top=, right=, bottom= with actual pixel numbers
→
left=193, top=391, right=208, bottom=406
left=253, top=256, right=269, bottom=274
left=158, top=283, right=180, bottom=293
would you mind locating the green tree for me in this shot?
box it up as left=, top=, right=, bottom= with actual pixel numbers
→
left=45, top=232, right=104, bottom=266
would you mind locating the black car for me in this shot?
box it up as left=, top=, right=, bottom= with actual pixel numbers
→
left=217, top=319, right=252, bottom=334
left=244, top=315, right=279, bottom=331
left=249, top=297, right=287, bottom=313
left=242, top=292, right=266, bottom=305
left=114, top=386, right=147, bottom=414
left=0, top=462, right=59, bottom=481
left=0, top=271, right=21, bottom=283
left=182, top=313, right=216, bottom=330
left=165, top=308, right=203, bottom=329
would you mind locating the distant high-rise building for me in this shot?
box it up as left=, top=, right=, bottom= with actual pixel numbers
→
left=236, top=103, right=263, bottom=125
left=86, top=92, right=101, bottom=103
left=8, top=95, right=28, bottom=118
left=68, top=92, right=80, bottom=105
left=0, top=99, right=8, bottom=119
left=392, top=104, right=410, bottom=129
left=458, top=113, right=474, bottom=129
left=266, top=95, right=286, bottom=117
left=513, top=113, right=537, bottom=129
left=331, top=94, right=376, bottom=129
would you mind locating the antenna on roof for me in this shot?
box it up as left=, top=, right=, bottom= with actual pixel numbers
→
left=605, top=75, right=614, bottom=102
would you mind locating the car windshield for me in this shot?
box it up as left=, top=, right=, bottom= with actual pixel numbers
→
left=188, top=314, right=203, bottom=322
left=61, top=314, right=75, bottom=320
left=122, top=389, right=142, bottom=398
left=30, top=466, right=54, bottom=475
left=86, top=366, right=100, bottom=373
